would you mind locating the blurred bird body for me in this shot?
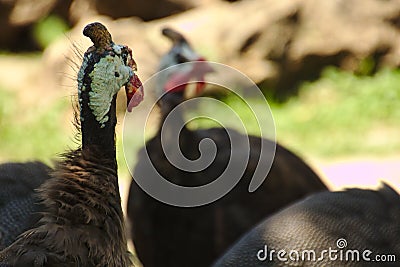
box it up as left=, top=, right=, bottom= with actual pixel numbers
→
left=0, top=162, right=51, bottom=249
left=127, top=28, right=327, bottom=267
left=213, top=183, right=400, bottom=267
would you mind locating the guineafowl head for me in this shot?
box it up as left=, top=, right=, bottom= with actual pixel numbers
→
left=156, top=27, right=213, bottom=102
left=77, top=22, right=144, bottom=128
left=76, top=22, right=144, bottom=153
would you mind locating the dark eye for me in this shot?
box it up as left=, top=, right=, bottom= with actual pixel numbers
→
left=121, top=48, right=129, bottom=64
left=175, top=54, right=187, bottom=64
left=115, top=72, right=120, bottom=77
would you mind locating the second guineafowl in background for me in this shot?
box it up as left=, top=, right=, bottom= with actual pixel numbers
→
left=127, top=28, right=328, bottom=267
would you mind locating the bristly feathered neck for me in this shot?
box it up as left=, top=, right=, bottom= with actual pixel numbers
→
left=78, top=49, right=118, bottom=169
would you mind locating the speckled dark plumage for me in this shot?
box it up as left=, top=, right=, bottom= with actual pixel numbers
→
left=0, top=150, right=130, bottom=267
left=213, top=184, right=400, bottom=267
left=0, top=162, right=51, bottom=249
left=0, top=22, right=138, bottom=267
left=127, top=29, right=328, bottom=267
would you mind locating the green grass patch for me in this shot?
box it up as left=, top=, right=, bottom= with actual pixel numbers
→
left=0, top=88, right=71, bottom=165
left=33, top=15, right=70, bottom=49
left=191, top=67, right=400, bottom=158
left=269, top=67, right=400, bottom=157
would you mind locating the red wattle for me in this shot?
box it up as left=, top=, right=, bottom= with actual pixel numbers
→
left=126, top=74, right=144, bottom=112
left=164, top=72, right=191, bottom=93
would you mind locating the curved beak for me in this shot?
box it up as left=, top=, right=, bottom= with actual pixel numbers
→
left=193, top=58, right=214, bottom=95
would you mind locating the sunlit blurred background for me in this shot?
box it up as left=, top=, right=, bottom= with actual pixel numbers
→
left=1, top=0, right=400, bottom=214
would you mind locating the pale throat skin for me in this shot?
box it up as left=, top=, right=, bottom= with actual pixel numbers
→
left=78, top=44, right=133, bottom=128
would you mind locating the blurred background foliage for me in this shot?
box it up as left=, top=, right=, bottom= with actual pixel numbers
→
left=0, top=85, right=70, bottom=165
left=190, top=67, right=400, bottom=157
left=1, top=66, right=399, bottom=165
left=33, top=15, right=70, bottom=49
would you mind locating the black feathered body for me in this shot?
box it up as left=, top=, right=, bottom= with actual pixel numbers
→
left=0, top=162, right=51, bottom=248
left=128, top=93, right=328, bottom=267
left=0, top=149, right=131, bottom=266
left=213, top=184, right=400, bottom=267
